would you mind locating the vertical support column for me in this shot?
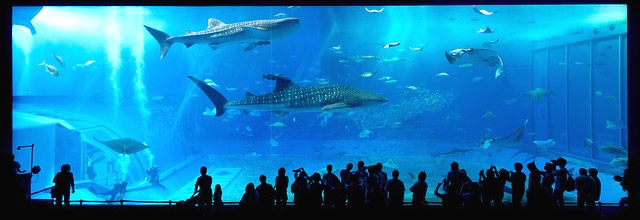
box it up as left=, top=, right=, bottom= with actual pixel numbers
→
left=618, top=34, right=623, bottom=149
left=564, top=45, right=570, bottom=153
left=545, top=48, right=551, bottom=141
left=589, top=40, right=595, bottom=159
left=530, top=50, right=535, bottom=140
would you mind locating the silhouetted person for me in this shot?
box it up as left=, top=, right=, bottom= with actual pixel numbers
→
left=410, top=171, right=428, bottom=208
left=291, top=168, right=308, bottom=209
left=7, top=154, right=25, bottom=205
left=146, top=165, right=165, bottom=190
left=494, top=168, right=510, bottom=207
left=446, top=162, right=466, bottom=207
left=308, top=173, right=324, bottom=210
left=375, top=163, right=388, bottom=208
left=340, top=163, right=353, bottom=186
left=526, top=161, right=543, bottom=208
left=86, top=156, right=96, bottom=181
left=434, top=178, right=449, bottom=207
left=354, top=161, right=368, bottom=199
left=614, top=169, right=629, bottom=206
left=460, top=181, right=481, bottom=208
left=256, top=174, right=275, bottom=212
left=9, top=154, right=26, bottom=175
left=588, top=168, right=601, bottom=203
left=509, top=162, right=526, bottom=208
left=53, top=164, right=75, bottom=207
left=240, top=183, right=258, bottom=213
left=386, top=169, right=405, bottom=208
left=322, top=164, right=341, bottom=209
left=542, top=162, right=556, bottom=208
left=576, top=168, right=596, bottom=214
left=213, top=184, right=223, bottom=210
left=365, top=166, right=379, bottom=207
left=195, top=166, right=212, bottom=210
left=552, top=157, right=568, bottom=207
left=110, top=180, right=127, bottom=201
left=347, top=173, right=364, bottom=209
left=479, top=166, right=498, bottom=207
left=275, top=167, right=289, bottom=207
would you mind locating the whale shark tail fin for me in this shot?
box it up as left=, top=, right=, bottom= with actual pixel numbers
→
left=188, top=76, right=228, bottom=117
left=144, top=25, right=173, bottom=59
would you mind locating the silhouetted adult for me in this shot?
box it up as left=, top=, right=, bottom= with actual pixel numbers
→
left=146, top=165, right=165, bottom=190
left=275, top=167, right=289, bottom=207
left=308, top=173, right=324, bottom=210
left=322, top=164, right=341, bottom=208
left=109, top=180, right=127, bottom=201
left=354, top=161, right=369, bottom=198
left=494, top=168, right=510, bottom=207
left=460, top=181, right=481, bottom=208
left=10, top=154, right=26, bottom=175
left=576, top=168, right=596, bottom=214
left=53, top=164, right=75, bottom=207
left=86, top=156, right=96, bottom=181
left=588, top=168, right=601, bottom=203
left=526, top=161, right=543, bottom=208
left=195, top=166, right=213, bottom=210
left=256, top=174, right=275, bottom=212
left=340, top=163, right=353, bottom=186
left=347, top=173, right=364, bottom=209
left=509, top=163, right=526, bottom=208
left=542, top=162, right=556, bottom=208
left=240, top=183, right=258, bottom=213
left=409, top=171, right=428, bottom=208
left=291, top=169, right=308, bottom=209
left=375, top=163, right=388, bottom=208
left=446, top=162, right=466, bottom=207
left=386, top=169, right=405, bottom=208
left=552, top=158, right=568, bottom=207
left=365, top=166, right=379, bottom=207
left=479, top=166, right=498, bottom=207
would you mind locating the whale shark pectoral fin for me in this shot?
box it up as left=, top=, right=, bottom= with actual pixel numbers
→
left=244, top=26, right=268, bottom=31
left=321, top=102, right=350, bottom=111
left=209, top=43, right=219, bottom=50
left=244, top=43, right=257, bottom=51
left=445, top=51, right=456, bottom=64
left=272, top=111, right=289, bottom=118
left=185, top=42, right=194, bottom=48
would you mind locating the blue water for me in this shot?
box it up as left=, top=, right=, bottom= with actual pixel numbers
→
left=12, top=5, right=628, bottom=203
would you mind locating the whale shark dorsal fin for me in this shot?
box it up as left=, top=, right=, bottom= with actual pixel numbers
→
left=207, top=18, right=225, bottom=29
left=245, top=92, right=255, bottom=98
left=485, top=26, right=493, bottom=32
left=263, top=74, right=298, bottom=93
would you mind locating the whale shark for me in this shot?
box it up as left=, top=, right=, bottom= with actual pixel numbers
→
left=445, top=48, right=504, bottom=78
left=480, top=119, right=528, bottom=149
left=93, top=136, right=150, bottom=154
left=188, top=74, right=387, bottom=117
left=12, top=6, right=43, bottom=35
left=144, top=17, right=300, bottom=59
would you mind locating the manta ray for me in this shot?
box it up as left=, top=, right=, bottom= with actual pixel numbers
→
left=480, top=119, right=528, bottom=149
left=12, top=6, right=43, bottom=35
left=93, top=136, right=150, bottom=154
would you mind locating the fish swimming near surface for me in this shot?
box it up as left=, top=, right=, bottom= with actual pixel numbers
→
left=52, top=52, right=65, bottom=67
left=383, top=42, right=400, bottom=48
left=477, top=26, right=495, bottom=33
left=274, top=13, right=287, bottom=17
left=83, top=60, right=96, bottom=67
left=472, top=5, right=497, bottom=15
left=38, top=60, right=59, bottom=77
left=533, top=139, right=556, bottom=150
left=480, top=119, right=528, bottom=149
left=445, top=48, right=504, bottom=78
left=12, top=6, right=43, bottom=35
left=526, top=88, right=552, bottom=102
left=482, top=39, right=500, bottom=47
left=93, top=136, right=150, bottom=154
left=144, top=17, right=300, bottom=59
left=365, top=7, right=384, bottom=13
left=189, top=74, right=387, bottom=117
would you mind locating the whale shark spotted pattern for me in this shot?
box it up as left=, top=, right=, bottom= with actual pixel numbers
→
left=188, top=74, right=387, bottom=117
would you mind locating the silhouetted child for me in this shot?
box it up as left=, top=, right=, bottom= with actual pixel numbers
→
left=576, top=168, right=596, bottom=213
left=409, top=171, right=428, bottom=208
left=195, top=166, right=212, bottom=210
left=526, top=161, right=542, bottom=208
left=256, top=174, right=275, bottom=211
left=495, top=168, right=510, bottom=207
left=275, top=167, right=289, bottom=207
left=552, top=157, right=568, bottom=207
left=588, top=168, right=601, bottom=203
left=509, top=162, right=526, bottom=208
left=213, top=184, right=223, bottom=210
left=542, top=162, right=556, bottom=208
left=53, top=164, right=75, bottom=207
left=386, top=169, right=405, bottom=208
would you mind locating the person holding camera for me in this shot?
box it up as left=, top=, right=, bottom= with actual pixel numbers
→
left=291, top=168, right=308, bottom=209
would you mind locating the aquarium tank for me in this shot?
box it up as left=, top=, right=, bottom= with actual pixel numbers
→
left=11, top=5, right=628, bottom=204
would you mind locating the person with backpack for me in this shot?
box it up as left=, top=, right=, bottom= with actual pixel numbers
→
left=552, top=158, right=573, bottom=207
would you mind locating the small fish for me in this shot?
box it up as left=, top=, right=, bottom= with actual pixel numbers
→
left=203, top=107, right=217, bottom=116
left=609, top=24, right=615, bottom=31
left=405, top=85, right=419, bottom=90
left=358, top=129, right=371, bottom=138
left=274, top=13, right=287, bottom=17
left=384, top=80, right=397, bottom=84
left=365, top=7, right=384, bottom=13
left=503, top=99, right=517, bottom=105
left=477, top=26, right=494, bottom=33
left=482, top=39, right=500, bottom=47
left=606, top=120, right=626, bottom=129
left=204, top=79, right=220, bottom=88
left=533, top=139, right=556, bottom=150
left=269, top=122, right=286, bottom=127
left=317, top=81, right=329, bottom=85
left=83, top=60, right=96, bottom=67
left=610, top=158, right=627, bottom=167
left=378, top=76, right=392, bottom=80
left=249, top=111, right=262, bottom=117
left=408, top=46, right=423, bottom=51
left=458, top=63, right=473, bottom=68
left=383, top=42, right=400, bottom=48
left=331, top=45, right=341, bottom=50
left=558, top=62, right=567, bottom=65
left=593, top=28, right=599, bottom=34
left=245, top=126, right=252, bottom=132
left=338, top=59, right=350, bottom=63
left=472, top=5, right=497, bottom=16
left=584, top=138, right=594, bottom=148
left=361, top=71, right=376, bottom=78
left=293, top=117, right=296, bottom=123
left=606, top=95, right=616, bottom=101
left=575, top=61, right=585, bottom=65
left=471, top=76, right=483, bottom=82
left=225, top=87, right=238, bottom=91
left=595, top=90, right=602, bottom=96
left=300, top=80, right=312, bottom=83
left=269, top=138, right=279, bottom=147
left=482, top=110, right=495, bottom=118
left=286, top=6, right=300, bottom=9
left=448, top=17, right=457, bottom=21
left=436, top=72, right=449, bottom=76
left=38, top=60, right=59, bottom=77
left=52, top=52, right=65, bottom=67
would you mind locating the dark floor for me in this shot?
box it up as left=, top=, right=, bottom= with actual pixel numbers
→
left=8, top=201, right=637, bottom=220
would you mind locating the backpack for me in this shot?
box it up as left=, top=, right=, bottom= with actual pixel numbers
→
left=565, top=171, right=576, bottom=192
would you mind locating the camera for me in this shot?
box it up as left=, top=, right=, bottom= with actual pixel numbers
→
left=293, top=167, right=304, bottom=173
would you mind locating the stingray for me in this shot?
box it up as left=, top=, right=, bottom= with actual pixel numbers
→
left=93, top=136, right=150, bottom=154
left=480, top=119, right=528, bottom=149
